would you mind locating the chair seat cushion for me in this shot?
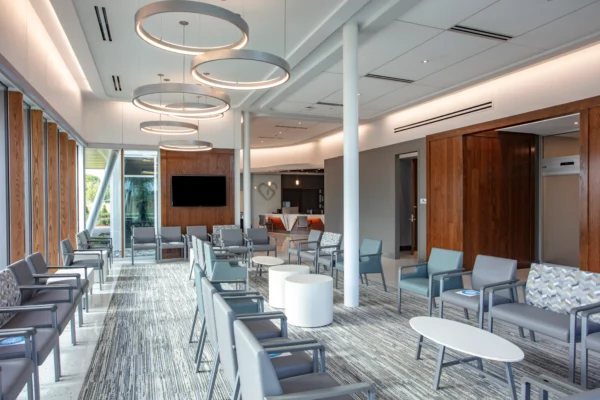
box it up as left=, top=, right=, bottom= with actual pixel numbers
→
left=224, top=247, right=249, bottom=254
left=441, top=290, right=512, bottom=312
left=271, top=352, right=314, bottom=380
left=0, top=358, right=34, bottom=400
left=490, top=304, right=600, bottom=342
left=30, top=288, right=82, bottom=307
left=564, top=388, right=600, bottom=399
left=133, top=243, right=157, bottom=250
left=230, top=300, right=260, bottom=315
left=398, top=278, right=436, bottom=297
left=161, top=242, right=185, bottom=249
left=585, top=332, right=600, bottom=352
left=317, top=255, right=333, bottom=267
left=0, top=327, right=58, bottom=364
left=279, top=372, right=353, bottom=399
left=252, top=244, right=276, bottom=252
left=8, top=301, right=75, bottom=334
left=243, top=319, right=281, bottom=340
left=299, top=251, right=316, bottom=261
left=71, top=259, right=104, bottom=268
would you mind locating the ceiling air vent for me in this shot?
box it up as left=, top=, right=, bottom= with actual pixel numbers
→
left=365, top=74, right=414, bottom=84
left=94, top=6, right=112, bottom=41
left=111, top=75, right=122, bottom=91
left=316, top=101, right=343, bottom=107
left=394, top=101, right=492, bottom=133
left=449, top=25, right=512, bottom=41
left=275, top=125, right=307, bottom=130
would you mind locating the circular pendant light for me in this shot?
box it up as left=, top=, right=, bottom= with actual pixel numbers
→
left=132, top=83, right=230, bottom=117
left=159, top=139, right=213, bottom=152
left=166, top=102, right=224, bottom=121
left=190, top=49, right=291, bottom=90
left=134, top=1, right=249, bottom=55
left=140, top=120, right=198, bottom=135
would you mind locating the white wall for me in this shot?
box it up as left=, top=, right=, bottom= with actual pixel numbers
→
left=251, top=174, right=282, bottom=228
left=0, top=0, right=83, bottom=133
left=248, top=41, right=600, bottom=170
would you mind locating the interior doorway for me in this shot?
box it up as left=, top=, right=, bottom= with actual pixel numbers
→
left=398, top=152, right=418, bottom=255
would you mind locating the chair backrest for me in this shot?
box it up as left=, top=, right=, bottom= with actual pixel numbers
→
left=200, top=277, right=219, bottom=347
left=161, top=226, right=182, bottom=243
left=132, top=227, right=156, bottom=244
left=187, top=226, right=208, bottom=241
left=360, top=238, right=382, bottom=256
left=233, top=320, right=283, bottom=399
left=213, top=294, right=240, bottom=387
left=212, top=225, right=239, bottom=243
left=427, top=248, right=464, bottom=276
left=25, top=252, right=49, bottom=275
left=471, top=255, right=517, bottom=292
left=8, top=260, right=35, bottom=302
left=61, top=239, right=75, bottom=266
left=195, top=238, right=206, bottom=271
left=203, top=242, right=217, bottom=277
left=83, top=229, right=92, bottom=240
left=306, top=230, right=322, bottom=250
left=221, top=229, right=244, bottom=247
left=297, top=215, right=308, bottom=228
left=0, top=269, right=21, bottom=327
left=246, top=228, right=269, bottom=245
left=76, top=231, right=90, bottom=250
left=258, top=215, right=266, bottom=226
left=194, top=264, right=207, bottom=319
left=319, top=232, right=342, bottom=254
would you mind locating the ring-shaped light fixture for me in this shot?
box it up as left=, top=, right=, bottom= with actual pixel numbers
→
left=135, top=1, right=249, bottom=55
left=159, top=139, right=213, bottom=152
left=132, top=83, right=230, bottom=117
left=191, top=49, right=291, bottom=90
left=140, top=120, right=198, bottom=135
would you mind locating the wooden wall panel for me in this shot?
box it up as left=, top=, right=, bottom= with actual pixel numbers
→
left=8, top=92, right=24, bottom=263
left=59, top=132, right=69, bottom=248
left=426, top=136, right=463, bottom=258
left=463, top=132, right=535, bottom=269
left=584, top=107, right=600, bottom=273
left=160, top=149, right=234, bottom=258
left=31, top=110, right=45, bottom=256
left=68, top=140, right=77, bottom=245
left=47, top=123, right=59, bottom=265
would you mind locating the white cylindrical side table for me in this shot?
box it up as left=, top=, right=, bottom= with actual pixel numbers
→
left=285, top=275, right=333, bottom=327
left=269, top=265, right=310, bottom=308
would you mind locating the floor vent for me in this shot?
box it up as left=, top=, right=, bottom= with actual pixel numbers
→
left=95, top=6, right=112, bottom=41
left=394, top=102, right=492, bottom=133
left=112, top=75, right=122, bottom=91
left=316, top=101, right=343, bottom=107
left=449, top=25, right=512, bottom=41
left=365, top=74, right=414, bottom=84
left=275, top=125, right=308, bottom=130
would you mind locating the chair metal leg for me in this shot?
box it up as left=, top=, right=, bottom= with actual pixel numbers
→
left=131, top=248, right=134, bottom=265
left=360, top=275, right=364, bottom=284
left=32, top=354, right=40, bottom=400
left=478, top=308, right=484, bottom=329
left=26, top=374, right=33, bottom=400
left=189, top=264, right=194, bottom=280
left=505, top=362, right=517, bottom=400
left=335, top=269, right=338, bottom=289
left=397, top=289, right=402, bottom=313
left=464, top=309, right=469, bottom=320
left=518, top=327, right=525, bottom=338
left=582, top=343, right=589, bottom=389
left=529, top=331, right=536, bottom=342
left=433, top=345, right=446, bottom=390
left=381, top=272, right=387, bottom=292
left=569, top=336, right=576, bottom=383
left=232, top=372, right=241, bottom=400
left=85, top=291, right=89, bottom=313
left=206, top=353, right=220, bottom=400
left=196, top=322, right=207, bottom=371
left=78, top=297, right=84, bottom=327
left=428, top=295, right=433, bottom=317
left=488, top=315, right=494, bottom=333
left=432, top=297, right=437, bottom=309
left=439, top=299, right=444, bottom=319
left=53, top=343, right=61, bottom=382
left=70, top=316, right=77, bottom=345
left=189, top=307, right=198, bottom=343
left=415, top=335, right=424, bottom=360
left=364, top=275, right=369, bottom=286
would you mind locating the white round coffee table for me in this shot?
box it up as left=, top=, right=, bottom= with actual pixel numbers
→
left=285, top=275, right=333, bottom=327
left=410, top=316, right=524, bottom=399
left=251, top=256, right=284, bottom=277
left=269, top=265, right=310, bottom=308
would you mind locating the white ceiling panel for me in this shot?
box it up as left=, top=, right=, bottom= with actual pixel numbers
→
left=361, top=84, right=439, bottom=111
left=419, top=42, right=543, bottom=88
left=272, top=101, right=314, bottom=113
left=251, top=117, right=340, bottom=148
left=327, top=21, right=443, bottom=75
left=359, top=107, right=383, bottom=119
left=397, top=0, right=499, bottom=30
left=372, top=31, right=499, bottom=81
left=321, top=76, right=408, bottom=105
left=302, top=103, right=344, bottom=117
left=500, top=114, right=580, bottom=136
left=510, top=1, right=600, bottom=50
left=284, top=72, right=342, bottom=103
left=461, top=0, right=598, bottom=37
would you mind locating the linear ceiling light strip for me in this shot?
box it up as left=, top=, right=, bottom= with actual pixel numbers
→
left=159, top=140, right=213, bottom=152
left=140, top=120, right=198, bottom=135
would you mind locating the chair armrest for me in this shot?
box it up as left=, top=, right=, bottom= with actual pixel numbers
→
left=262, top=339, right=319, bottom=348
left=0, top=304, right=57, bottom=313
left=316, top=245, right=340, bottom=255
left=220, top=291, right=260, bottom=296
left=580, top=304, right=600, bottom=318
left=480, top=279, right=519, bottom=293
left=237, top=312, right=285, bottom=321
left=297, top=241, right=319, bottom=252
left=440, top=270, right=470, bottom=280
left=265, top=382, right=375, bottom=400
left=569, top=301, right=600, bottom=315
left=488, top=281, right=526, bottom=294
left=222, top=295, right=264, bottom=302
left=33, top=273, right=82, bottom=289
left=0, top=328, right=36, bottom=339
left=20, top=285, right=74, bottom=303
left=398, top=263, right=427, bottom=280
left=359, top=252, right=382, bottom=259
left=210, top=279, right=247, bottom=284
left=265, top=342, right=325, bottom=354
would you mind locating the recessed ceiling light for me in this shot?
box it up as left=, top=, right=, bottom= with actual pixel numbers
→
left=261, top=140, right=264, bottom=142
left=422, top=60, right=429, bottom=64
left=298, top=121, right=301, bottom=125
left=574, top=121, right=579, bottom=125
left=357, top=93, right=361, bottom=96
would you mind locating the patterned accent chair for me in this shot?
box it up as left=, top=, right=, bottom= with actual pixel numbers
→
left=287, top=230, right=322, bottom=264
left=488, top=263, right=600, bottom=383
left=333, top=238, right=386, bottom=291
left=299, top=232, right=342, bottom=274
left=210, top=225, right=239, bottom=246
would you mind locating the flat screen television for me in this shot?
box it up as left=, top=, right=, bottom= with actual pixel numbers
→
left=171, top=175, right=227, bottom=207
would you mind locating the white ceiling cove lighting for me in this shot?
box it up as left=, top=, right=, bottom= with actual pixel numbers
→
left=132, top=83, right=230, bottom=117
left=190, top=49, right=291, bottom=90
left=159, top=140, right=213, bottom=152
left=134, top=1, right=249, bottom=55
left=140, top=120, right=198, bottom=135
left=166, top=102, right=224, bottom=121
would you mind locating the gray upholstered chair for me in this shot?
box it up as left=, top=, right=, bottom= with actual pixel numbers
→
left=295, top=215, right=310, bottom=231
left=186, top=226, right=208, bottom=273
left=0, top=329, right=35, bottom=400
left=82, top=229, right=113, bottom=264
left=233, top=320, right=376, bottom=400
left=131, top=227, right=158, bottom=265
left=521, top=374, right=600, bottom=399
left=76, top=231, right=111, bottom=275
left=439, top=255, right=518, bottom=328
left=299, top=232, right=342, bottom=273
left=219, top=229, right=251, bottom=260
left=579, top=304, right=600, bottom=388
left=397, top=248, right=463, bottom=316
left=288, top=230, right=322, bottom=264
left=61, top=239, right=105, bottom=290
left=158, top=226, right=186, bottom=261
left=247, top=228, right=277, bottom=257
left=258, top=215, right=273, bottom=232
left=203, top=242, right=248, bottom=283
left=333, top=238, right=386, bottom=291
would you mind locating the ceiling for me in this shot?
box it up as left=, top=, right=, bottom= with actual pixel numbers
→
left=500, top=113, right=581, bottom=136
left=50, top=0, right=600, bottom=148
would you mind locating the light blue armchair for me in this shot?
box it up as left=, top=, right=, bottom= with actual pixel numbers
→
left=203, top=242, right=247, bottom=284
left=333, top=238, right=386, bottom=291
left=397, top=248, right=463, bottom=316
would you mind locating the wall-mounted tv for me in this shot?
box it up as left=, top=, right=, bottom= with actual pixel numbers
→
left=171, top=175, right=227, bottom=207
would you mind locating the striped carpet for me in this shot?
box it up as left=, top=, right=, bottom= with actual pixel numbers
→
left=78, top=261, right=600, bottom=399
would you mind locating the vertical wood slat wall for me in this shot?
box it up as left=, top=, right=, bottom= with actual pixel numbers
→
left=31, top=110, right=45, bottom=256
left=68, top=140, right=77, bottom=246
left=47, top=123, right=60, bottom=265
left=59, top=132, right=69, bottom=254
left=8, top=92, right=25, bottom=262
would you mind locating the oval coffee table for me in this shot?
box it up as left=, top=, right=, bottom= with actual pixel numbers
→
left=285, top=275, right=333, bottom=328
left=410, top=316, right=524, bottom=399
left=251, top=256, right=284, bottom=277
left=268, top=265, right=311, bottom=308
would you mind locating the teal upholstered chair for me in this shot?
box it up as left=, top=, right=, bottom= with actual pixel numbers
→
left=203, top=242, right=247, bottom=283
left=397, top=248, right=463, bottom=316
left=333, top=238, right=386, bottom=291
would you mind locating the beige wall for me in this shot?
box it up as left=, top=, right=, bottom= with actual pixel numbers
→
left=543, top=134, right=579, bottom=158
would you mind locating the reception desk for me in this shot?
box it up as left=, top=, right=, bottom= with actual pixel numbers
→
left=265, top=214, right=325, bottom=232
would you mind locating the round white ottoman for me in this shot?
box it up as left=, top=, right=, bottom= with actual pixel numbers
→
left=268, top=265, right=310, bottom=308
left=285, top=275, right=333, bottom=327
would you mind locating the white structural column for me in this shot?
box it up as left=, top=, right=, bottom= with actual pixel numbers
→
left=343, top=22, right=360, bottom=307
left=243, top=111, right=252, bottom=233
left=234, top=110, right=242, bottom=226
